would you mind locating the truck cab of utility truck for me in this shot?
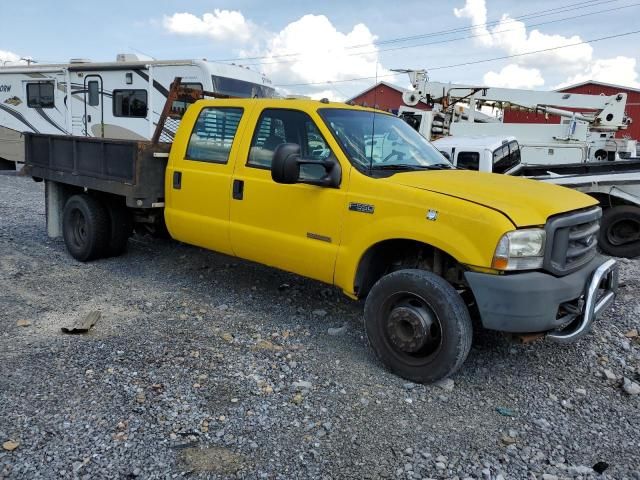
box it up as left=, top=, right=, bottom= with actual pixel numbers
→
left=26, top=97, right=619, bottom=384
left=431, top=135, right=522, bottom=174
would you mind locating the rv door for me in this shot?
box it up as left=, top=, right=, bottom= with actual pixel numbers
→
left=83, top=75, right=104, bottom=137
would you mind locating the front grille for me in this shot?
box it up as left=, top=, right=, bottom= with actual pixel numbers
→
left=544, top=207, right=601, bottom=275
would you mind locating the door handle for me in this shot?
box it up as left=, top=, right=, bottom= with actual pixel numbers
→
left=173, top=171, right=182, bottom=189
left=232, top=179, right=244, bottom=200
left=87, top=114, right=92, bottom=123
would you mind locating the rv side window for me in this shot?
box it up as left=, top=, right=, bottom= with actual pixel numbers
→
left=113, top=89, right=148, bottom=118
left=27, top=82, right=54, bottom=109
left=88, top=81, right=99, bottom=106
left=212, top=75, right=275, bottom=98
left=185, top=107, right=243, bottom=164
left=456, top=151, right=480, bottom=170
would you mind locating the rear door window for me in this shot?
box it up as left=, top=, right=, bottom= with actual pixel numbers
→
left=186, top=107, right=244, bottom=163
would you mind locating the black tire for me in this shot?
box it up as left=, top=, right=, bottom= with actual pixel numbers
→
left=364, top=269, right=472, bottom=383
left=105, top=201, right=133, bottom=257
left=62, top=194, right=110, bottom=261
left=598, top=205, right=640, bottom=258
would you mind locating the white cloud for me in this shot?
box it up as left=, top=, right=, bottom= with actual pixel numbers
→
left=453, top=0, right=492, bottom=47
left=163, top=10, right=253, bottom=42
left=453, top=0, right=592, bottom=72
left=308, top=89, right=346, bottom=102
left=161, top=11, right=390, bottom=97
left=0, top=49, right=24, bottom=66
left=260, top=15, right=391, bottom=87
left=555, top=56, right=640, bottom=89
left=454, top=0, right=640, bottom=91
left=483, top=64, right=545, bottom=89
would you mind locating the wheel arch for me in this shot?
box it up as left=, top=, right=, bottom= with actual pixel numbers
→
left=353, top=238, right=466, bottom=299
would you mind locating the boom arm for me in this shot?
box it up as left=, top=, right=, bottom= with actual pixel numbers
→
left=402, top=70, right=630, bottom=131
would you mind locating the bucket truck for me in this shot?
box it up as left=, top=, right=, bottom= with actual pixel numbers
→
left=399, top=69, right=635, bottom=165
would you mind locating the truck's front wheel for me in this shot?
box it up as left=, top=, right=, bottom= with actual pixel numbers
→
left=62, top=194, right=110, bottom=262
left=364, top=269, right=472, bottom=383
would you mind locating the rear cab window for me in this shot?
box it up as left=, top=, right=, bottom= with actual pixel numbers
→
left=493, top=140, right=520, bottom=173
left=171, top=82, right=203, bottom=118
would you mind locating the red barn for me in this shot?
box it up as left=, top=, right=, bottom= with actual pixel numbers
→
left=347, top=81, right=430, bottom=113
left=503, top=81, right=640, bottom=141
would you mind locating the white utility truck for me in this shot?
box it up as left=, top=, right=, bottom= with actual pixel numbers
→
left=0, top=54, right=276, bottom=169
left=399, top=70, right=635, bottom=165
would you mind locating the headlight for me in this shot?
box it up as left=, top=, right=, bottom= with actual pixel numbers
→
left=492, top=229, right=546, bottom=271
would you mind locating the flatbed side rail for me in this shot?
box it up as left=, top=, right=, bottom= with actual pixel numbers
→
left=24, top=133, right=170, bottom=208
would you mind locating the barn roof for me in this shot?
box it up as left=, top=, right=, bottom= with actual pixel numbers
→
left=555, top=80, right=640, bottom=94
left=347, top=81, right=408, bottom=102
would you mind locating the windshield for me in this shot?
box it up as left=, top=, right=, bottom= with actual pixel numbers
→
left=318, top=108, right=451, bottom=171
left=212, top=75, right=275, bottom=98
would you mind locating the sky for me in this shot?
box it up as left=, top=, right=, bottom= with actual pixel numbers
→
left=1, top=0, right=639, bottom=100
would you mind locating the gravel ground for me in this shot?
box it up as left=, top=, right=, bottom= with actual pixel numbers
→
left=1, top=173, right=639, bottom=480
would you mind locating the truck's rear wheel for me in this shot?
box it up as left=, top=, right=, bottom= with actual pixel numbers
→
left=598, top=205, right=640, bottom=258
left=62, top=194, right=109, bottom=262
left=364, top=269, right=472, bottom=383
left=105, top=202, right=133, bottom=257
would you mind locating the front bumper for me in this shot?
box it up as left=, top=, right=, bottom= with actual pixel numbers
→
left=464, top=256, right=618, bottom=340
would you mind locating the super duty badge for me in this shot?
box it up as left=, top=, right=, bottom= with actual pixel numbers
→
left=349, top=202, right=375, bottom=214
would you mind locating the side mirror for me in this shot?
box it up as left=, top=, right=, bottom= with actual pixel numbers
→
left=271, top=143, right=301, bottom=184
left=271, top=143, right=341, bottom=188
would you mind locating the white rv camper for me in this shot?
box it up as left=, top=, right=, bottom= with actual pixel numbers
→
left=0, top=54, right=276, bottom=168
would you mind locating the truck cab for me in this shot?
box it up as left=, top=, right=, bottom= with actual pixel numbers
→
left=431, top=135, right=522, bottom=174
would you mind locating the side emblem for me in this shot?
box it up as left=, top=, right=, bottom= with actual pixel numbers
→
left=426, top=209, right=438, bottom=221
left=4, top=96, right=21, bottom=106
left=349, top=202, right=375, bottom=214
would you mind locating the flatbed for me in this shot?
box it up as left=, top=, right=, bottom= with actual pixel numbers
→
left=25, top=133, right=170, bottom=208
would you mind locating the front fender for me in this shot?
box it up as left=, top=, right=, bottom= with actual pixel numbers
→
left=333, top=187, right=515, bottom=296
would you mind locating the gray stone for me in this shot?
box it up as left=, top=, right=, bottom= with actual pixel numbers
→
left=623, top=377, right=640, bottom=395
left=434, top=378, right=454, bottom=391
left=292, top=381, right=313, bottom=390
left=327, top=325, right=347, bottom=336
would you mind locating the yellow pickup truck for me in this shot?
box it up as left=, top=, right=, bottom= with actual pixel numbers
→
left=24, top=98, right=618, bottom=383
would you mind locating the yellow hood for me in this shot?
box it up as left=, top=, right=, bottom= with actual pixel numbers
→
left=386, top=170, right=598, bottom=227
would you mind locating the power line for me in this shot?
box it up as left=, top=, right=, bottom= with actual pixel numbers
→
left=213, top=0, right=621, bottom=63
left=240, top=2, right=639, bottom=67
left=361, top=0, right=618, bottom=47
left=275, top=28, right=640, bottom=87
